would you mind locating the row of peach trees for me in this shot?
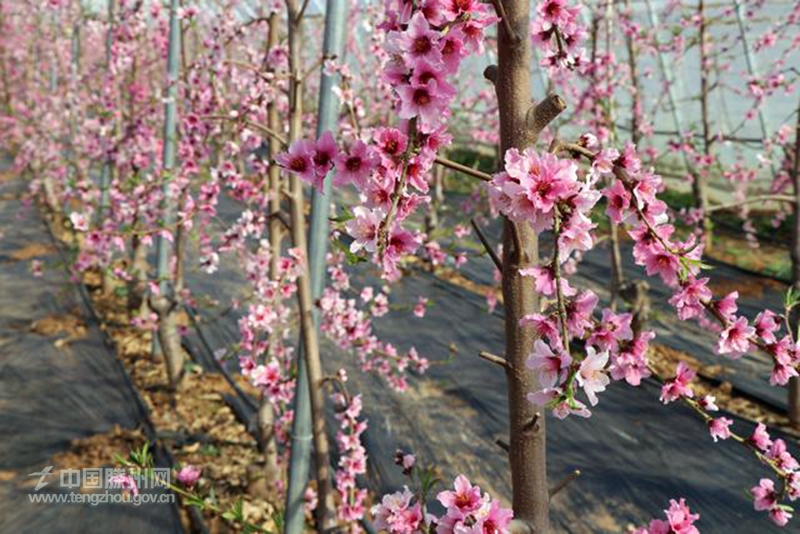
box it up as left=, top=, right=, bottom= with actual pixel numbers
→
left=1, top=0, right=799, bottom=532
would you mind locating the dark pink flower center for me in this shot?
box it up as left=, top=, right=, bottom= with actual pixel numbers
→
left=412, top=36, right=432, bottom=55
left=545, top=1, right=562, bottom=18
left=413, top=88, right=431, bottom=106
left=290, top=157, right=308, bottom=173
left=442, top=40, right=456, bottom=59
left=383, top=139, right=399, bottom=154
left=418, top=71, right=436, bottom=84
left=314, top=151, right=331, bottom=167
left=346, top=156, right=363, bottom=172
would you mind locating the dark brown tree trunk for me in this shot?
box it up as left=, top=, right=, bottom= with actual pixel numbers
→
left=259, top=11, right=281, bottom=488
left=789, top=100, right=800, bottom=427
left=495, top=1, right=552, bottom=529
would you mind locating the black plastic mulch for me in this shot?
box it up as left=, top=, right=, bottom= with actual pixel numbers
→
left=176, top=196, right=799, bottom=533
left=0, top=173, right=183, bottom=534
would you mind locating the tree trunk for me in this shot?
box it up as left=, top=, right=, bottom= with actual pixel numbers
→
left=267, top=13, right=282, bottom=286
left=153, top=294, right=183, bottom=387
left=260, top=10, right=281, bottom=488
left=284, top=5, right=333, bottom=528
left=789, top=100, right=800, bottom=427
left=127, top=231, right=150, bottom=315
left=425, top=163, right=444, bottom=236
left=495, top=0, right=550, bottom=529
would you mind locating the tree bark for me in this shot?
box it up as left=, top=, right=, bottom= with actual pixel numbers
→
left=127, top=229, right=151, bottom=318
left=267, top=12, right=282, bottom=287
left=152, top=293, right=183, bottom=387
left=284, top=4, right=333, bottom=528
left=260, top=10, right=281, bottom=488
left=788, top=100, right=800, bottom=427
left=495, top=0, right=550, bottom=529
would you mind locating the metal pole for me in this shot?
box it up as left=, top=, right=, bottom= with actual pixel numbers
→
left=731, top=0, right=776, bottom=177
left=71, top=18, right=81, bottom=78
left=284, top=0, right=347, bottom=531
left=644, top=0, right=692, bottom=173
left=98, top=0, right=115, bottom=223
left=153, top=0, right=181, bottom=358
left=49, top=11, right=58, bottom=93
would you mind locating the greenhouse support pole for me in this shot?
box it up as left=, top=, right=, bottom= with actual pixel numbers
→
left=643, top=0, right=692, bottom=174
left=696, top=0, right=713, bottom=246
left=71, top=17, right=81, bottom=78
left=67, top=11, right=81, bottom=180
left=731, top=0, right=777, bottom=177
left=98, top=0, right=115, bottom=224
left=151, top=0, right=183, bottom=387
left=49, top=11, right=58, bottom=93
left=284, top=0, right=347, bottom=531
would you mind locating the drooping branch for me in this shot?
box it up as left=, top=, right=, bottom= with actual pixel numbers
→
left=548, top=469, right=581, bottom=498
left=488, top=0, right=520, bottom=44
left=470, top=218, right=503, bottom=271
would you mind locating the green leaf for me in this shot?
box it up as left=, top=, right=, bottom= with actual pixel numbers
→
left=332, top=239, right=366, bottom=265
left=785, top=286, right=800, bottom=309
left=222, top=499, right=245, bottom=523
left=329, top=206, right=355, bottom=223
left=186, top=494, right=205, bottom=509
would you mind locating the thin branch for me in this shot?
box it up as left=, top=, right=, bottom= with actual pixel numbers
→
left=243, top=120, right=288, bottom=148
left=266, top=210, right=292, bottom=231
left=201, top=114, right=288, bottom=148
left=551, top=140, right=597, bottom=160
left=649, top=363, right=789, bottom=481
left=302, top=54, right=329, bottom=82
left=294, top=0, right=312, bottom=24
left=549, top=469, right=581, bottom=498
left=479, top=350, right=510, bottom=369
left=705, top=194, right=796, bottom=213
left=434, top=155, right=492, bottom=182
left=489, top=0, right=520, bottom=44
left=377, top=119, right=417, bottom=255
left=551, top=204, right=572, bottom=352
left=470, top=219, right=503, bottom=271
